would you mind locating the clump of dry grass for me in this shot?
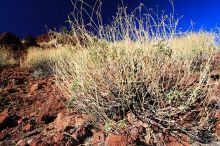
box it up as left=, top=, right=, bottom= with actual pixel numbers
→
left=35, top=0, right=219, bottom=144
left=55, top=32, right=215, bottom=112
left=23, top=47, right=74, bottom=74
left=0, top=47, right=16, bottom=67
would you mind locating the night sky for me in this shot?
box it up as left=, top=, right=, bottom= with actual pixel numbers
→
left=0, top=0, right=220, bottom=38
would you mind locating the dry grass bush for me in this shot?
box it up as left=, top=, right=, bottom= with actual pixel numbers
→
left=0, top=47, right=16, bottom=67
left=23, top=47, right=74, bottom=75
left=51, top=0, right=219, bottom=144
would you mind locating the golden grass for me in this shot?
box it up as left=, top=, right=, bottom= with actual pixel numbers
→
left=0, top=47, right=16, bottom=67
left=42, top=1, right=219, bottom=125
left=54, top=31, right=217, bottom=121
left=23, top=1, right=220, bottom=143
left=23, top=47, right=74, bottom=73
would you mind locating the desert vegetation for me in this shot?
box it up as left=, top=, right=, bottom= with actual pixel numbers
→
left=36, top=1, right=220, bottom=144
left=1, top=0, right=219, bottom=145
left=52, top=33, right=218, bottom=144
left=0, top=47, right=16, bottom=67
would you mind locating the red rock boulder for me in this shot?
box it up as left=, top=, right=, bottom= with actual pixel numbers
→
left=36, top=34, right=50, bottom=43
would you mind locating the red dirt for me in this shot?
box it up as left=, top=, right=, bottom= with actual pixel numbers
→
left=0, top=65, right=67, bottom=145
left=0, top=65, right=99, bottom=146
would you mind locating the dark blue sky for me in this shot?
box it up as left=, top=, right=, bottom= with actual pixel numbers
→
left=0, top=0, right=220, bottom=38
